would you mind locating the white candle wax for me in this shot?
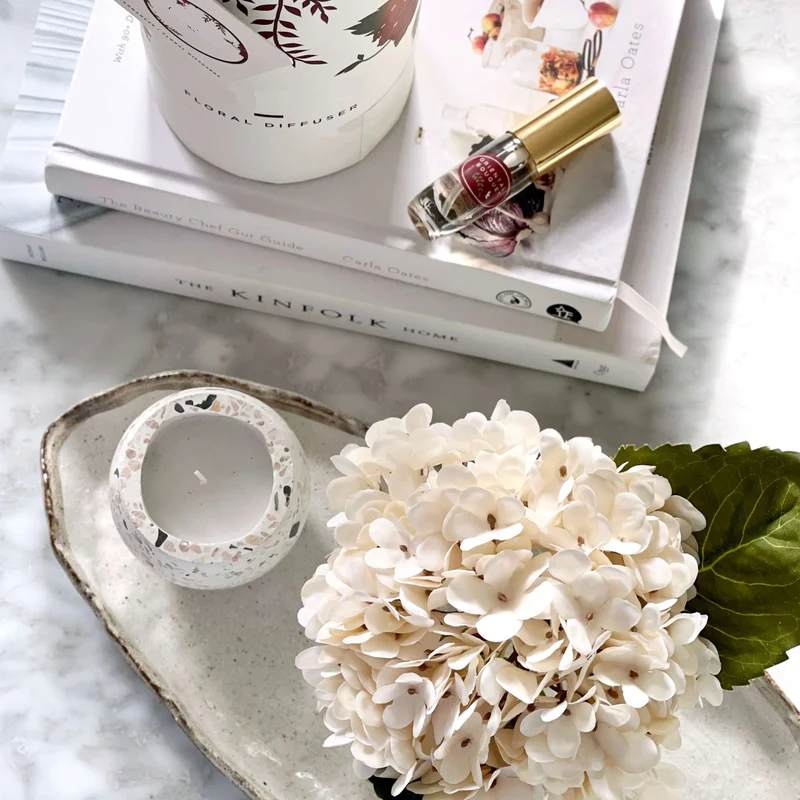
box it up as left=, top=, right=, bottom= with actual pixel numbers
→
left=140, top=414, right=273, bottom=544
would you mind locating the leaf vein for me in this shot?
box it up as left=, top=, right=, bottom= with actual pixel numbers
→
left=699, top=501, right=800, bottom=572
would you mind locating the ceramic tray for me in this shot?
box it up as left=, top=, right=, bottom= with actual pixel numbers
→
left=44, top=372, right=800, bottom=800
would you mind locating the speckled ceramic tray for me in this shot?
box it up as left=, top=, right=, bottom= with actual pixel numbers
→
left=43, top=372, right=800, bottom=800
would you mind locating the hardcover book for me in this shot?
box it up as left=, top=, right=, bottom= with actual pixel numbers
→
left=1, top=0, right=722, bottom=392
left=44, top=0, right=686, bottom=332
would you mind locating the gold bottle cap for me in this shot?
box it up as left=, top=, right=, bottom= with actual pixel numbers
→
left=513, top=77, right=621, bottom=176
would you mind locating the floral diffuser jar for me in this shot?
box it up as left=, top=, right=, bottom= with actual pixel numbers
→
left=117, top=0, right=422, bottom=182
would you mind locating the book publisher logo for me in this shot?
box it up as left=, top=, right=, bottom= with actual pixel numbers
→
left=144, top=0, right=249, bottom=64
left=553, top=359, right=579, bottom=370
left=546, top=304, right=582, bottom=324
left=459, top=154, right=514, bottom=210
left=496, top=290, right=532, bottom=310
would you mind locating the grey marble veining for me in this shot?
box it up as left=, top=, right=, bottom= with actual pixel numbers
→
left=1, top=1, right=800, bottom=798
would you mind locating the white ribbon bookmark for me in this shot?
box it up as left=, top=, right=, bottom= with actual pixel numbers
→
left=617, top=281, right=688, bottom=359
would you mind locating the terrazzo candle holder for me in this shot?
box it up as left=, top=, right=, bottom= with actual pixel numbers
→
left=109, top=387, right=309, bottom=589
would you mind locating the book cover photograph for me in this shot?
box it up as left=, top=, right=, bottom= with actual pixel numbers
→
left=414, top=0, right=635, bottom=260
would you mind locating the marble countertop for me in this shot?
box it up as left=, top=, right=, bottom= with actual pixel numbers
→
left=1, top=0, right=799, bottom=797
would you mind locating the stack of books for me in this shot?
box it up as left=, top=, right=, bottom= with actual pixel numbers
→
left=0, top=0, right=724, bottom=390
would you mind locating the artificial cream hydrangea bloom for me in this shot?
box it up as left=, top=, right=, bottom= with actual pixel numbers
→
left=296, top=402, right=722, bottom=800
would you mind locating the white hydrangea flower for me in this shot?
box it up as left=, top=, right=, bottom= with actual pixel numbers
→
left=365, top=516, right=450, bottom=583
left=446, top=550, right=553, bottom=642
left=296, top=402, right=723, bottom=800
left=519, top=688, right=598, bottom=759
left=443, top=487, right=527, bottom=551
left=592, top=646, right=677, bottom=708
left=432, top=710, right=491, bottom=786
left=373, top=674, right=438, bottom=737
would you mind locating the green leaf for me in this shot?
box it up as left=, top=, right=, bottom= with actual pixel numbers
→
left=614, top=443, right=800, bottom=689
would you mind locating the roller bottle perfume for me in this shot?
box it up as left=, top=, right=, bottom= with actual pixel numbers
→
left=408, top=78, right=621, bottom=242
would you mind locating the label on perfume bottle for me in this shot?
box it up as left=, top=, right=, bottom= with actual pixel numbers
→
left=458, top=154, right=514, bottom=209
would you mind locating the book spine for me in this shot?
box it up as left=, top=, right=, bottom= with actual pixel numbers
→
left=43, top=162, right=615, bottom=332
left=0, top=228, right=650, bottom=390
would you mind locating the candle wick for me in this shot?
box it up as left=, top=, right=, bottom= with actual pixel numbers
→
left=194, top=470, right=209, bottom=485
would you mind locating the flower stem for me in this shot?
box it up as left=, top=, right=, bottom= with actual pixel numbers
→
left=335, top=42, right=390, bottom=76
left=272, top=0, right=297, bottom=66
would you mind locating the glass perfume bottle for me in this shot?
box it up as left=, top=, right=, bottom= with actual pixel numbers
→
left=408, top=78, right=621, bottom=242
left=502, top=39, right=583, bottom=95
